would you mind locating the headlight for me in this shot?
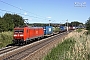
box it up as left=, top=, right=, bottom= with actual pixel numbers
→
left=20, top=35, right=23, bottom=36
left=14, top=35, right=17, bottom=36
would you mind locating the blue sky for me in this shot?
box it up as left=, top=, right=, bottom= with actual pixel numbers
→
left=0, top=0, right=89, bottom=24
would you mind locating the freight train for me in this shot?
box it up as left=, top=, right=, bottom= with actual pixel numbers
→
left=13, top=26, right=53, bottom=44
left=13, top=26, right=75, bottom=45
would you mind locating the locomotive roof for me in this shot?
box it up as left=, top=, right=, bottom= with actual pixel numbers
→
left=14, top=26, right=43, bottom=29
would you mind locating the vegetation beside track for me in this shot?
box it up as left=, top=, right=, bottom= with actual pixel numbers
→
left=85, top=30, right=90, bottom=35
left=44, top=29, right=90, bottom=60
left=76, top=28, right=82, bottom=32
left=44, top=37, right=75, bottom=60
left=53, top=27, right=60, bottom=33
left=0, top=31, right=13, bottom=48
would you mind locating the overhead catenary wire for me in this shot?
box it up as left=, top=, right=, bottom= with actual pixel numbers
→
left=0, top=8, right=39, bottom=19
left=0, top=8, right=49, bottom=21
left=0, top=0, right=59, bottom=24
left=0, top=0, right=47, bottom=20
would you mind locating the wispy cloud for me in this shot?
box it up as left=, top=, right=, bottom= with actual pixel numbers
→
left=19, top=7, right=22, bottom=10
left=47, top=16, right=51, bottom=18
left=24, top=12, right=27, bottom=15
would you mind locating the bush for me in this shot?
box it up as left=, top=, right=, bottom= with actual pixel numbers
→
left=85, top=17, right=90, bottom=30
left=0, top=31, right=13, bottom=48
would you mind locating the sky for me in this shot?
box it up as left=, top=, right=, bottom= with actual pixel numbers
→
left=0, top=0, right=90, bottom=24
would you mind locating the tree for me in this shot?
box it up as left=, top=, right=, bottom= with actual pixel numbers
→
left=0, top=13, right=25, bottom=32
left=3, top=13, right=14, bottom=31
left=0, top=19, right=7, bottom=32
left=71, top=21, right=83, bottom=27
left=85, top=17, right=90, bottom=30
left=12, top=14, right=25, bottom=27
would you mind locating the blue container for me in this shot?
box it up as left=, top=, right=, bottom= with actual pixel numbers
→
left=60, top=26, right=65, bottom=31
left=43, top=26, right=53, bottom=35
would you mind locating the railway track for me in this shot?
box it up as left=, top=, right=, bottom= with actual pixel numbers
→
left=0, top=46, right=20, bottom=55
left=0, top=31, right=71, bottom=60
left=0, top=46, right=12, bottom=51
left=1, top=32, right=68, bottom=60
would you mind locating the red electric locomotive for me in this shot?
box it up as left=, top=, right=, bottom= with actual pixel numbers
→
left=13, top=26, right=44, bottom=44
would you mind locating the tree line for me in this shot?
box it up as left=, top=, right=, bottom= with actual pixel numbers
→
left=85, top=17, right=90, bottom=30
left=0, top=13, right=90, bottom=32
left=0, top=13, right=25, bottom=32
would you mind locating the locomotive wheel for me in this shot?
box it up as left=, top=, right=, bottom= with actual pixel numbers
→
left=25, top=41, right=27, bottom=44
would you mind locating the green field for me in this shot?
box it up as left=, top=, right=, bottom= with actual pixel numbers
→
left=44, top=29, right=90, bottom=60
left=0, top=31, right=13, bottom=48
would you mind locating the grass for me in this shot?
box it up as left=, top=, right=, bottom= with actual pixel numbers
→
left=43, top=29, right=90, bottom=60
left=76, top=28, right=82, bottom=32
left=0, top=31, right=13, bottom=48
left=84, top=30, right=90, bottom=35
left=44, top=38, right=75, bottom=60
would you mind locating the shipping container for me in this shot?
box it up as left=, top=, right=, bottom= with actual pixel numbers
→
left=60, top=26, right=65, bottom=31
left=43, top=26, right=53, bottom=35
left=59, top=26, right=67, bottom=33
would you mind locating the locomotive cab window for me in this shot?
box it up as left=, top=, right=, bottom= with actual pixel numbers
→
left=14, top=30, right=24, bottom=33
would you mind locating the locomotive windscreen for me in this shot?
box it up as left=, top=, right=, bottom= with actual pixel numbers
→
left=14, top=30, right=24, bottom=33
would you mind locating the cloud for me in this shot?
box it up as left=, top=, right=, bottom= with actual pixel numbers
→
left=19, top=7, right=22, bottom=10
left=47, top=16, right=51, bottom=18
left=24, top=12, right=27, bottom=15
left=29, top=18, right=32, bottom=20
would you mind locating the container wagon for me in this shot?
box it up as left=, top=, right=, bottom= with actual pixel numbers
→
left=43, top=26, right=53, bottom=37
left=59, top=26, right=67, bottom=33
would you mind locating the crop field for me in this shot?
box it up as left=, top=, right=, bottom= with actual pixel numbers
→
left=44, top=29, right=90, bottom=60
left=0, top=31, right=13, bottom=48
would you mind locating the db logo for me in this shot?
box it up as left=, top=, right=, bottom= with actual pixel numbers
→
left=36, top=31, right=38, bottom=34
